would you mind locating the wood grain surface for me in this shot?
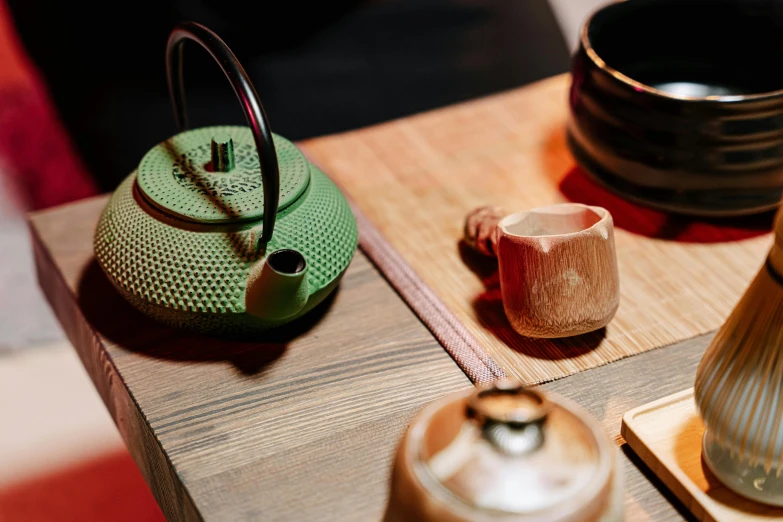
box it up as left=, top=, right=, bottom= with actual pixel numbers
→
left=29, top=195, right=725, bottom=521
left=29, top=196, right=471, bottom=522
left=541, top=333, right=713, bottom=522
left=622, top=390, right=783, bottom=522
left=300, top=74, right=774, bottom=384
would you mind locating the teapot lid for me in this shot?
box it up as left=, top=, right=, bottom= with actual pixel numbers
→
left=137, top=125, right=310, bottom=224
left=408, top=380, right=615, bottom=521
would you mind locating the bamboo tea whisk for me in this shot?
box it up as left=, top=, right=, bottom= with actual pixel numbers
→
left=694, top=206, right=783, bottom=505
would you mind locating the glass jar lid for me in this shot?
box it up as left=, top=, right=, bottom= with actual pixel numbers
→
left=408, top=380, right=615, bottom=521
left=137, top=125, right=310, bottom=224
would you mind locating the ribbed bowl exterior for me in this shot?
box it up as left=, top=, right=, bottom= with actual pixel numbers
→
left=568, top=39, right=783, bottom=216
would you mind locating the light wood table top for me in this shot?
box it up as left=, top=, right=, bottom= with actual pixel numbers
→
left=30, top=193, right=710, bottom=522
left=542, top=333, right=707, bottom=521
left=28, top=78, right=732, bottom=519
left=30, top=197, right=471, bottom=522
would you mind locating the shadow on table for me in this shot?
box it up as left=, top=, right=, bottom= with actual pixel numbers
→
left=670, top=414, right=783, bottom=517
left=459, top=240, right=605, bottom=361
left=621, top=444, right=696, bottom=521
left=559, top=166, right=773, bottom=243
left=77, top=260, right=336, bottom=376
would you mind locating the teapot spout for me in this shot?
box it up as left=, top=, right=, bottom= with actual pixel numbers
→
left=245, top=249, right=309, bottom=322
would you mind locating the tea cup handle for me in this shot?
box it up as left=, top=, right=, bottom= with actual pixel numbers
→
left=464, top=206, right=507, bottom=257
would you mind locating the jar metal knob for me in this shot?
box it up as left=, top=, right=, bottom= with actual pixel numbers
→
left=467, top=380, right=551, bottom=455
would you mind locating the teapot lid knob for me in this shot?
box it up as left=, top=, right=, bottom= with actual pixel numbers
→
left=166, top=22, right=279, bottom=244
left=211, top=134, right=235, bottom=172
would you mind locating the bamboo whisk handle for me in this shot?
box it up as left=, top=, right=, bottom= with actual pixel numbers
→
left=463, top=206, right=507, bottom=257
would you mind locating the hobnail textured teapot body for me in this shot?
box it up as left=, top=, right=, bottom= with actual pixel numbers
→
left=94, top=126, right=357, bottom=335
left=93, top=22, right=358, bottom=336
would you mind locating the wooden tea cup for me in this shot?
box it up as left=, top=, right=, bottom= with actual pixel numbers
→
left=496, top=203, right=619, bottom=338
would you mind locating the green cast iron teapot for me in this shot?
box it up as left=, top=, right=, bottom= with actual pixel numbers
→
left=94, top=22, right=358, bottom=335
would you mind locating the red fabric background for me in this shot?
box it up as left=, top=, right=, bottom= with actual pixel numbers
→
left=0, top=1, right=164, bottom=520
left=0, top=0, right=96, bottom=210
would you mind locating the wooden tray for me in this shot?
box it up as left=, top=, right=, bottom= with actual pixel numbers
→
left=622, top=389, right=783, bottom=521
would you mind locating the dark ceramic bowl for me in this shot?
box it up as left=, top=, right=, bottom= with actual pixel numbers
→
left=568, top=0, right=783, bottom=216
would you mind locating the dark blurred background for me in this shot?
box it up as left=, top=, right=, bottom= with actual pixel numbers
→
left=7, top=0, right=572, bottom=191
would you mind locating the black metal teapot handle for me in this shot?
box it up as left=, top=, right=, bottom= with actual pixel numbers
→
left=166, top=21, right=279, bottom=244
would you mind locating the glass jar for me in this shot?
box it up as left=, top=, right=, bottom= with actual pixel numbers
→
left=384, top=380, right=623, bottom=521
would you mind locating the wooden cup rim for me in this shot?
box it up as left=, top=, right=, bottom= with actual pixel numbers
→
left=497, top=203, right=611, bottom=240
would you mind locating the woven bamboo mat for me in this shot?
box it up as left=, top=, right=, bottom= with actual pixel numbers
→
left=300, top=74, right=774, bottom=384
